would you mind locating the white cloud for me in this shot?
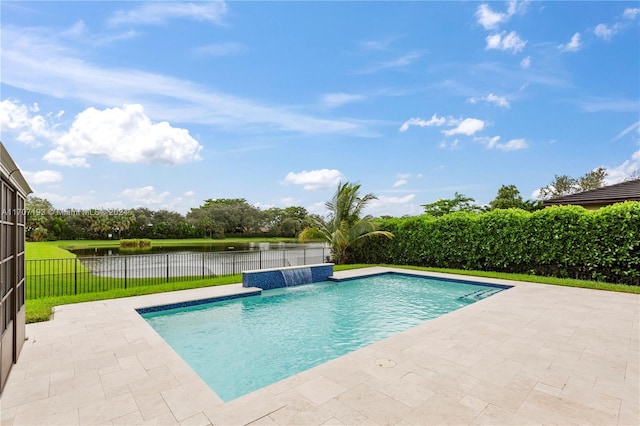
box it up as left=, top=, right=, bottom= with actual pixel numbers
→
left=402, top=115, right=486, bottom=138
left=485, top=31, right=527, bottom=53
left=184, top=190, right=196, bottom=197
left=31, top=191, right=69, bottom=205
left=193, top=42, right=246, bottom=57
left=392, top=173, right=422, bottom=186
left=279, top=197, right=297, bottom=207
left=31, top=191, right=100, bottom=207
left=306, top=201, right=329, bottom=216
left=22, top=170, right=63, bottom=185
left=357, top=50, right=425, bottom=74
left=2, top=27, right=373, bottom=137
left=282, top=169, right=344, bottom=191
left=579, top=98, right=639, bottom=113
left=605, top=150, right=640, bottom=184
left=62, top=20, right=86, bottom=37
left=0, top=99, right=32, bottom=130
left=399, top=114, right=447, bottom=132
left=496, top=138, right=528, bottom=151
left=479, top=135, right=528, bottom=151
left=469, top=93, right=510, bottom=108
left=623, top=8, right=640, bottom=20
left=559, top=33, right=581, bottom=52
left=376, top=194, right=415, bottom=204
left=366, top=194, right=420, bottom=217
left=439, top=139, right=460, bottom=150
left=109, top=1, right=227, bottom=26
left=44, top=104, right=202, bottom=167
left=520, top=56, right=531, bottom=69
left=0, top=99, right=60, bottom=146
left=476, top=4, right=509, bottom=30
left=610, top=121, right=640, bottom=143
left=122, top=186, right=171, bottom=205
left=443, top=118, right=485, bottom=136
left=60, top=20, right=138, bottom=46
left=359, top=36, right=400, bottom=51
left=476, top=1, right=529, bottom=30
left=321, top=93, right=366, bottom=109
left=530, top=188, right=543, bottom=200
left=43, top=150, right=89, bottom=168
left=594, top=24, right=615, bottom=41
left=486, top=93, right=510, bottom=108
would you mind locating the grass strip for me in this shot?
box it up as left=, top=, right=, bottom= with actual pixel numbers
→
left=385, top=265, right=640, bottom=294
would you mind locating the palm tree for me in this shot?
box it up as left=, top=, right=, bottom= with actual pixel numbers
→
left=299, top=182, right=394, bottom=264
left=89, top=212, right=112, bottom=239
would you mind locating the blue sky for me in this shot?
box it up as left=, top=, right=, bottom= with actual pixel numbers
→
left=2, top=1, right=639, bottom=217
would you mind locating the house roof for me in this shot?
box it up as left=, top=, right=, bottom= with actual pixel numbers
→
left=543, top=178, right=640, bottom=206
left=1, top=141, right=33, bottom=195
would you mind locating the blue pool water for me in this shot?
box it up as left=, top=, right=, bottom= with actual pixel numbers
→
left=140, top=273, right=508, bottom=401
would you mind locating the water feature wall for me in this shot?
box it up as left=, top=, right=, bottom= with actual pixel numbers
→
left=242, top=264, right=334, bottom=290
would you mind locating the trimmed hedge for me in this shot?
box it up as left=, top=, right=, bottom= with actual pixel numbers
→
left=353, top=202, right=640, bottom=285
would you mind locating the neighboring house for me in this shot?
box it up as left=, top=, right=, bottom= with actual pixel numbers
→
left=0, top=142, right=32, bottom=394
left=542, top=178, right=640, bottom=209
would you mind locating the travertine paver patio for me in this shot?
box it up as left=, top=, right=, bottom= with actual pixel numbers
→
left=0, top=267, right=638, bottom=425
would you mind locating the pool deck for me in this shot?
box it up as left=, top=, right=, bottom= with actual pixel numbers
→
left=1, top=267, right=638, bottom=425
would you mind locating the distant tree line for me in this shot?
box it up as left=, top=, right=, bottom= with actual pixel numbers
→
left=24, top=197, right=321, bottom=242
left=25, top=166, right=619, bottom=242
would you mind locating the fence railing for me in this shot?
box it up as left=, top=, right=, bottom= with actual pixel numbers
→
left=26, top=247, right=331, bottom=299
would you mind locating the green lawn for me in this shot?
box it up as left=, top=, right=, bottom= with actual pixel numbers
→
left=25, top=263, right=639, bottom=324
left=387, top=265, right=640, bottom=295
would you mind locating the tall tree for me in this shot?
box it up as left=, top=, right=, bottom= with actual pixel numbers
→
left=422, top=192, right=482, bottom=217
left=88, top=211, right=113, bottom=238
left=539, top=167, right=608, bottom=199
left=490, top=185, right=542, bottom=212
left=489, top=185, right=524, bottom=210
left=112, top=210, right=135, bottom=239
left=25, top=196, right=54, bottom=232
left=191, top=198, right=264, bottom=234
left=578, top=167, right=607, bottom=191
left=299, top=182, right=393, bottom=264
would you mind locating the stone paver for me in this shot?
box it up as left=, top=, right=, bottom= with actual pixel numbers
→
left=1, top=268, right=638, bottom=425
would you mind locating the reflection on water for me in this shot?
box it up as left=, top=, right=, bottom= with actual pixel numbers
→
left=70, top=242, right=326, bottom=257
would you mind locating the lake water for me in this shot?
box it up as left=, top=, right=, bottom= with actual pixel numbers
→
left=70, top=242, right=325, bottom=257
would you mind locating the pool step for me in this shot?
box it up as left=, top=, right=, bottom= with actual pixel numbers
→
left=458, top=287, right=503, bottom=301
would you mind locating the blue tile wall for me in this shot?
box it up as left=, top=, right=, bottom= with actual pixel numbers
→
left=243, top=264, right=334, bottom=290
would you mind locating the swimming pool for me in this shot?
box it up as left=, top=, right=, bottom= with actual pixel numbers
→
left=139, top=272, right=509, bottom=401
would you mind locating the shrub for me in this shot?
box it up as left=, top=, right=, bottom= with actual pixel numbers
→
left=351, top=202, right=640, bottom=285
left=119, top=238, right=152, bottom=249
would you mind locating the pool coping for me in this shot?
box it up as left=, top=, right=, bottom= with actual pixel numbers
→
left=1, top=267, right=638, bottom=425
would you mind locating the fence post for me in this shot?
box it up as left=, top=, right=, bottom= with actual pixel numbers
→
left=260, top=250, right=262, bottom=269
left=124, top=257, right=128, bottom=289
left=202, top=252, right=205, bottom=279
left=166, top=254, right=170, bottom=283
left=304, top=249, right=306, bottom=265
left=74, top=258, right=78, bottom=295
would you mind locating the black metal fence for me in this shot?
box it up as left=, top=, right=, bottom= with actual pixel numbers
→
left=26, top=247, right=330, bottom=299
